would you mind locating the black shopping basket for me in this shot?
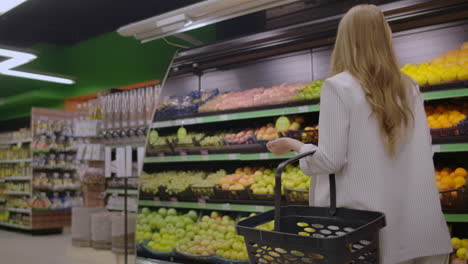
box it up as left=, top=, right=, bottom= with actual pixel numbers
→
left=236, top=151, right=386, bottom=264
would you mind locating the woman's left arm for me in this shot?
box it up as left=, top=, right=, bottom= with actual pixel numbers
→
left=267, top=79, right=350, bottom=175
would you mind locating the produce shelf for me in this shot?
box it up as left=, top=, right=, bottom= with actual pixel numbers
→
left=151, top=104, right=320, bottom=128
left=0, top=221, right=32, bottom=230
left=0, top=158, right=32, bottom=164
left=6, top=208, right=31, bottom=214
left=423, top=88, right=468, bottom=100
left=4, top=176, right=32, bottom=181
left=139, top=200, right=273, bottom=213
left=106, top=189, right=139, bottom=195
left=3, top=190, right=31, bottom=196
left=0, top=138, right=32, bottom=145
left=149, top=89, right=467, bottom=130
left=144, top=152, right=295, bottom=163
left=444, top=214, right=468, bottom=223
left=433, top=143, right=468, bottom=153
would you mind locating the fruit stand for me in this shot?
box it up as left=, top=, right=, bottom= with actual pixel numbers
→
left=134, top=4, right=468, bottom=262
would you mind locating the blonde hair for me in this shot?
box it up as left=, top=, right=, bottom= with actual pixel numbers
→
left=329, top=4, right=414, bottom=156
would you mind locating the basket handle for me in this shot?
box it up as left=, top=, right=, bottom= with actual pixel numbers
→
left=274, top=151, right=337, bottom=231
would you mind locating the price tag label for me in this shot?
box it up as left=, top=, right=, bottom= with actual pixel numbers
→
left=195, top=117, right=203, bottom=123
left=175, top=120, right=183, bottom=126
left=202, top=155, right=209, bottom=160
left=432, top=145, right=441, bottom=153
left=220, top=115, right=229, bottom=121
left=228, top=154, right=237, bottom=160
left=222, top=204, right=230, bottom=210
left=255, top=205, right=265, bottom=212
left=198, top=200, right=207, bottom=207
left=259, top=153, right=269, bottom=159
left=298, top=106, right=309, bottom=112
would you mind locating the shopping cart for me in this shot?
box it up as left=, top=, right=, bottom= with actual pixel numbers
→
left=236, top=151, right=386, bottom=264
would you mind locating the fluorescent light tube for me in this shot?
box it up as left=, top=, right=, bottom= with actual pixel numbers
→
left=0, top=0, right=28, bottom=15
left=2, top=69, right=75, bottom=84
left=0, top=47, right=74, bottom=84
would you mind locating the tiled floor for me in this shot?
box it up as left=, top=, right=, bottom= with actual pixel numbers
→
left=0, top=228, right=135, bottom=264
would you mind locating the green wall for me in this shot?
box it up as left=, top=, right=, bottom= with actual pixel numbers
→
left=0, top=26, right=215, bottom=121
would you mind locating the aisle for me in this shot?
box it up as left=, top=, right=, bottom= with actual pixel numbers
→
left=0, top=228, right=135, bottom=264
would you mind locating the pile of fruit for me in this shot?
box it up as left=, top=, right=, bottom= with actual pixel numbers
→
left=254, top=124, right=279, bottom=141
left=224, top=129, right=255, bottom=144
left=219, top=167, right=258, bottom=191
left=141, top=170, right=229, bottom=195
left=177, top=212, right=249, bottom=261
left=192, top=170, right=227, bottom=188
left=401, top=42, right=468, bottom=86
left=292, top=80, right=324, bottom=101
left=137, top=208, right=250, bottom=261
left=199, top=83, right=307, bottom=113
left=282, top=164, right=311, bottom=191
left=425, top=103, right=467, bottom=129
left=250, top=168, right=275, bottom=195
left=136, top=208, right=198, bottom=245
left=435, top=167, right=467, bottom=191
left=451, top=237, right=468, bottom=262
left=200, top=135, right=226, bottom=147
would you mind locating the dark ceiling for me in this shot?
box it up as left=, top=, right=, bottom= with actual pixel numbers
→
left=0, top=0, right=203, bottom=47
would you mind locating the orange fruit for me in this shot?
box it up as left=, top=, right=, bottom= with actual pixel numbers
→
left=454, top=177, right=466, bottom=188
left=454, top=168, right=468, bottom=178
left=441, top=177, right=454, bottom=189
left=442, top=167, right=452, bottom=173
left=440, top=171, right=450, bottom=178
left=449, top=172, right=457, bottom=178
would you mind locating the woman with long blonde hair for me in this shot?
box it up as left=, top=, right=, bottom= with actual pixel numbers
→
left=267, top=4, right=452, bottom=264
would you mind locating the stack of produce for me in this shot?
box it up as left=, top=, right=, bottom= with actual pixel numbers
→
left=450, top=237, right=468, bottom=262
left=200, top=134, right=226, bottom=147
left=219, top=167, right=258, bottom=190
left=250, top=165, right=310, bottom=195
left=401, top=42, right=468, bottom=86
left=291, top=80, right=324, bottom=101
left=425, top=103, right=468, bottom=129
left=141, top=171, right=206, bottom=195
left=435, top=167, right=467, bottom=191
left=177, top=211, right=249, bottom=261
left=199, top=83, right=307, bottom=113
left=254, top=124, right=279, bottom=141
left=192, top=170, right=227, bottom=188
left=224, top=129, right=255, bottom=144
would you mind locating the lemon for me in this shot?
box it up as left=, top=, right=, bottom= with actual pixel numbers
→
left=297, top=222, right=309, bottom=227
left=298, top=232, right=310, bottom=236
left=456, top=248, right=466, bottom=259
left=452, top=237, right=462, bottom=249
left=462, top=239, right=468, bottom=248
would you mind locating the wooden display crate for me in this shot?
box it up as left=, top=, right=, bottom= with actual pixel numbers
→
left=32, top=209, right=71, bottom=229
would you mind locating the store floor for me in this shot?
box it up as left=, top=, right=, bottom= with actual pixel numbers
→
left=0, top=228, right=135, bottom=264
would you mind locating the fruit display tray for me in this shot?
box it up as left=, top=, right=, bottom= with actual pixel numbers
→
left=153, top=99, right=320, bottom=123
left=214, top=186, right=250, bottom=200
left=419, top=80, right=468, bottom=93
left=440, top=188, right=468, bottom=213
left=173, top=249, right=214, bottom=264
left=284, top=187, right=309, bottom=203
left=247, top=188, right=274, bottom=201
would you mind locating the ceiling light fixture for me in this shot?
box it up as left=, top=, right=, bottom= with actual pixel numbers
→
left=0, top=48, right=75, bottom=84
left=0, top=0, right=28, bottom=15
left=118, top=0, right=298, bottom=43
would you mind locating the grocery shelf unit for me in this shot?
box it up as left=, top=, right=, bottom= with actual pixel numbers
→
left=0, top=130, right=33, bottom=231
left=136, top=1, right=468, bottom=262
